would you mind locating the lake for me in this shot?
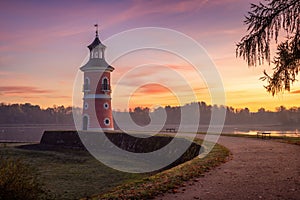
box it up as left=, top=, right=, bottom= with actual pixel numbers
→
left=0, top=124, right=299, bottom=142
left=0, top=124, right=75, bottom=142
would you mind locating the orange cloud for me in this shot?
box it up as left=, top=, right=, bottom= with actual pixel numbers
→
left=291, top=90, right=300, bottom=94
left=0, top=86, right=53, bottom=96
left=128, top=83, right=179, bottom=109
left=166, top=64, right=195, bottom=72
left=133, top=84, right=171, bottom=96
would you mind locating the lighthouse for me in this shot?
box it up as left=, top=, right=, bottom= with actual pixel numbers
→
left=80, top=25, right=114, bottom=131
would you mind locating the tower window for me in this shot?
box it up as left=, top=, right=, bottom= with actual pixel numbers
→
left=102, top=77, right=110, bottom=91
left=94, top=51, right=99, bottom=58
left=104, top=118, right=110, bottom=126
left=103, top=103, right=109, bottom=109
left=84, top=77, right=90, bottom=91
left=83, top=115, right=89, bottom=130
left=84, top=102, right=89, bottom=110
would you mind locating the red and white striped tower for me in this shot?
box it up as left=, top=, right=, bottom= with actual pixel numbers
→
left=80, top=25, right=114, bottom=131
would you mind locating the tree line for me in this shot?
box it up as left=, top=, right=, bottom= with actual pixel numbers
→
left=125, top=102, right=300, bottom=126
left=0, top=103, right=75, bottom=124
left=1, top=102, right=300, bottom=126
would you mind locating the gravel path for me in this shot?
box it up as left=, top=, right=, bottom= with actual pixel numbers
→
left=156, top=136, right=300, bottom=200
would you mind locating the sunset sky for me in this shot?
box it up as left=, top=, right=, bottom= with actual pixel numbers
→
left=1, top=0, right=300, bottom=112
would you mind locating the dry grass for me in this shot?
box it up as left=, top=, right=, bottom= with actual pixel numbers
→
left=88, top=139, right=230, bottom=200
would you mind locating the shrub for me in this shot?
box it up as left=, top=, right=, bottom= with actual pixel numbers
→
left=0, top=157, right=47, bottom=200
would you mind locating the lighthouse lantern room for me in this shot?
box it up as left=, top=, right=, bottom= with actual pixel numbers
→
left=80, top=25, right=114, bottom=131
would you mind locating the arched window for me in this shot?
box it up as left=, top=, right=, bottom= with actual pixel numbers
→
left=83, top=115, right=89, bottom=130
left=84, top=77, right=90, bottom=91
left=91, top=47, right=100, bottom=59
left=102, top=77, right=109, bottom=91
left=94, top=51, right=99, bottom=58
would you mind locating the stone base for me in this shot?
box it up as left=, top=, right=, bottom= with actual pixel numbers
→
left=39, top=130, right=202, bottom=171
left=40, top=130, right=84, bottom=148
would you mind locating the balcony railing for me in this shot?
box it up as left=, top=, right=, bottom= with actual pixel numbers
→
left=82, top=84, right=111, bottom=92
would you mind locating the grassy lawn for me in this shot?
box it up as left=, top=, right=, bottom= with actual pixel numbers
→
left=194, top=132, right=300, bottom=146
left=0, top=137, right=230, bottom=200
left=0, top=144, right=146, bottom=200
left=272, top=137, right=300, bottom=145
left=218, top=133, right=300, bottom=146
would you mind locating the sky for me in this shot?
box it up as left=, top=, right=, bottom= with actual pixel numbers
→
left=1, top=0, right=300, bottom=112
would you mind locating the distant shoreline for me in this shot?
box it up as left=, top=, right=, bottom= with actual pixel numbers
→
left=0, top=123, right=299, bottom=143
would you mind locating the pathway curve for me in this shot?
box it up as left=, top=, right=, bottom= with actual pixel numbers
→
left=156, top=136, right=300, bottom=200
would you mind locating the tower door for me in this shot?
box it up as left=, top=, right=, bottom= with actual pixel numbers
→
left=83, top=116, right=88, bottom=130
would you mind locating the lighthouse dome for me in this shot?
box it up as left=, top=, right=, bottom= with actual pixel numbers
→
left=80, top=33, right=114, bottom=72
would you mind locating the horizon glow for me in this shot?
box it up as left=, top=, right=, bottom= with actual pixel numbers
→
left=1, top=0, right=300, bottom=112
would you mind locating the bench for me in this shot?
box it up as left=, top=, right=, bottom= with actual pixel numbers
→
left=165, top=128, right=176, bottom=132
left=257, top=132, right=271, bottom=139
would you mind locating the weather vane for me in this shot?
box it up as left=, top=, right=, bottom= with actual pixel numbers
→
left=94, top=24, right=99, bottom=37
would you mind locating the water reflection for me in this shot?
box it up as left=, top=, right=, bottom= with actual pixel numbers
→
left=232, top=130, right=299, bottom=137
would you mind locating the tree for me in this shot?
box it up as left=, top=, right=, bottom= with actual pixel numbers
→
left=236, top=0, right=300, bottom=95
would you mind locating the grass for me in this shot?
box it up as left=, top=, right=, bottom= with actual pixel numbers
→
left=221, top=133, right=300, bottom=146
left=0, top=136, right=230, bottom=200
left=0, top=144, right=146, bottom=200
left=273, top=137, right=300, bottom=145
left=88, top=138, right=230, bottom=199
left=195, top=132, right=300, bottom=146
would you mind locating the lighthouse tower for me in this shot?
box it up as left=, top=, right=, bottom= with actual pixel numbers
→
left=80, top=26, right=114, bottom=131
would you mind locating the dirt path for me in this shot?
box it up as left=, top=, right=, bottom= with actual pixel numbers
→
left=156, top=136, right=300, bottom=200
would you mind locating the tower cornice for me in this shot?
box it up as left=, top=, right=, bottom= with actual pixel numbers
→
left=80, top=59, right=114, bottom=72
